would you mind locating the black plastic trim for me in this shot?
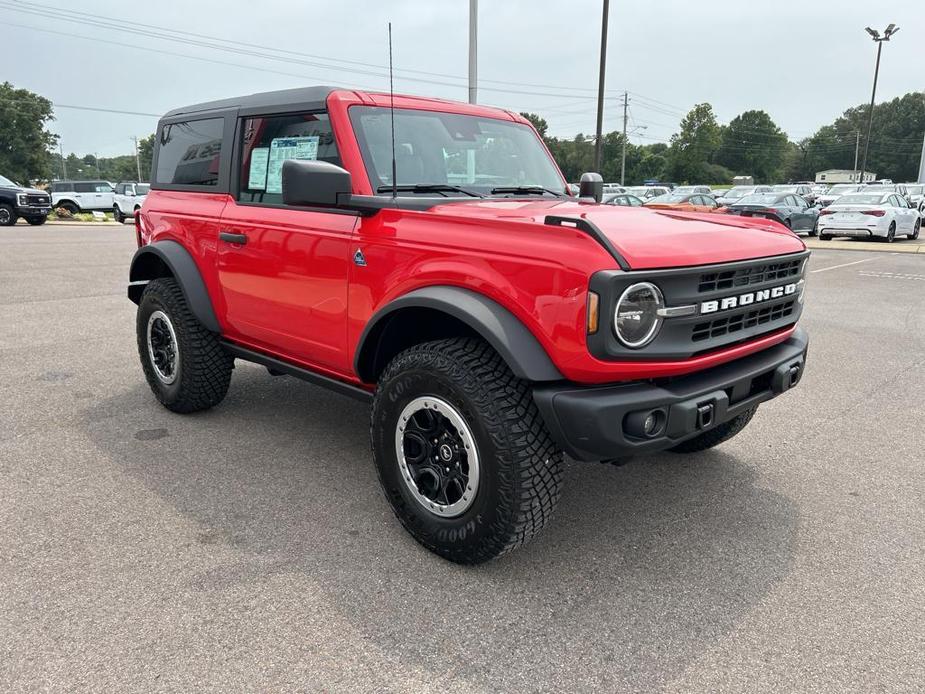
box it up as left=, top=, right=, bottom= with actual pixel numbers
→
left=534, top=327, right=808, bottom=461
left=127, top=240, right=220, bottom=333
left=354, top=286, right=564, bottom=383
left=544, top=215, right=631, bottom=270
left=222, top=342, right=372, bottom=402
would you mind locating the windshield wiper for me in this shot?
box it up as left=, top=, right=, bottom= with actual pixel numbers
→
left=489, top=186, right=565, bottom=197
left=376, top=184, right=484, bottom=198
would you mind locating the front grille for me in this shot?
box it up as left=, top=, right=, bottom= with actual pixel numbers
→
left=692, top=299, right=795, bottom=342
left=24, top=194, right=50, bottom=205
left=698, top=258, right=802, bottom=293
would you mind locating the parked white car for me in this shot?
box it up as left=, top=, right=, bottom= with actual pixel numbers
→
left=818, top=191, right=921, bottom=242
left=49, top=180, right=115, bottom=213
left=112, top=182, right=149, bottom=223
left=623, top=185, right=670, bottom=200
left=814, top=184, right=862, bottom=208
left=673, top=185, right=712, bottom=195
left=902, top=183, right=924, bottom=213
left=715, top=185, right=772, bottom=206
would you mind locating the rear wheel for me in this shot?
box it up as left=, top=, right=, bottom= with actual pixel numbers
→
left=669, top=407, right=758, bottom=454
left=58, top=201, right=79, bottom=215
left=136, top=278, right=234, bottom=413
left=371, top=337, right=564, bottom=564
left=909, top=218, right=920, bottom=240
left=819, top=233, right=832, bottom=241
left=808, top=218, right=819, bottom=237
left=884, top=223, right=896, bottom=243
left=113, top=205, right=125, bottom=223
left=0, top=204, right=17, bottom=226
left=25, top=216, right=46, bottom=226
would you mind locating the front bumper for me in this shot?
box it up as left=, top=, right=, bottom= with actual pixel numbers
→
left=16, top=205, right=51, bottom=217
left=534, top=327, right=808, bottom=461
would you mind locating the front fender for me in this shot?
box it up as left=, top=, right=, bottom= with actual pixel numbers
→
left=355, top=285, right=563, bottom=383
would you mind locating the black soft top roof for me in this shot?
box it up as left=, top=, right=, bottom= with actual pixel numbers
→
left=162, top=86, right=342, bottom=119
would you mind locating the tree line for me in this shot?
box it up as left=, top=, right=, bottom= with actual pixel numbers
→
left=524, top=91, right=924, bottom=185
left=1, top=80, right=922, bottom=186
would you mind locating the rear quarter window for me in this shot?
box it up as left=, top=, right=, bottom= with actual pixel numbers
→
left=155, top=117, right=225, bottom=187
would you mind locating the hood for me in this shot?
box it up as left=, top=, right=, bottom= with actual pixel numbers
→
left=0, top=183, right=46, bottom=195
left=427, top=199, right=804, bottom=270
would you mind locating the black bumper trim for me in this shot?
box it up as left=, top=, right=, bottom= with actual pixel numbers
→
left=534, top=327, right=808, bottom=461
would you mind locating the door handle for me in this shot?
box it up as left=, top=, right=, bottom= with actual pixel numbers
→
left=219, top=231, right=248, bottom=245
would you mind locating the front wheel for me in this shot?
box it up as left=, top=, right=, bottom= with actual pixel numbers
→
left=0, top=204, right=17, bottom=226
left=669, top=407, right=758, bottom=454
left=371, top=337, right=564, bottom=564
left=25, top=216, right=47, bottom=226
left=136, top=278, right=234, bottom=413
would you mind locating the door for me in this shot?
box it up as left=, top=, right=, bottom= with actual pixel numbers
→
left=72, top=181, right=94, bottom=209
left=217, top=109, right=357, bottom=374
left=791, top=195, right=816, bottom=231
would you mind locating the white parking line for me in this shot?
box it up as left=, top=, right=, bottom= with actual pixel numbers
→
left=810, top=256, right=890, bottom=274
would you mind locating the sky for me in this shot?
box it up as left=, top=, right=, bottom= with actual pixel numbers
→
left=2, top=0, right=923, bottom=158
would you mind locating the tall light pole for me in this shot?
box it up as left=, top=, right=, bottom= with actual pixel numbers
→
left=468, top=0, right=478, bottom=104
left=858, top=23, right=899, bottom=185
left=593, top=0, right=609, bottom=173
left=132, top=136, right=142, bottom=181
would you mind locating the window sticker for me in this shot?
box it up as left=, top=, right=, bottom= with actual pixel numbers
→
left=247, top=147, right=269, bottom=190
left=266, top=136, right=319, bottom=194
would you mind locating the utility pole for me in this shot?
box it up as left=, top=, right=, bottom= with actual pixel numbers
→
left=593, top=0, right=609, bottom=173
left=859, top=24, right=899, bottom=185
left=132, top=136, right=142, bottom=181
left=620, top=92, right=628, bottom=185
left=918, top=128, right=925, bottom=184
left=853, top=131, right=859, bottom=182
left=94, top=153, right=101, bottom=178
left=59, top=142, right=67, bottom=180
left=468, top=0, right=478, bottom=104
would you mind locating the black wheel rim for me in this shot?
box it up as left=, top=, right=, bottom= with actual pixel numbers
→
left=146, top=310, right=178, bottom=384
left=395, top=397, right=479, bottom=517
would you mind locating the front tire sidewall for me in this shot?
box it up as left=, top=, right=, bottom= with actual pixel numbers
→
left=0, top=204, right=17, bottom=226
left=137, top=290, right=184, bottom=405
left=372, top=368, right=509, bottom=559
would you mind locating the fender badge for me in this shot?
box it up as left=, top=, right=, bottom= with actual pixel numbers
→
left=353, top=249, right=367, bottom=267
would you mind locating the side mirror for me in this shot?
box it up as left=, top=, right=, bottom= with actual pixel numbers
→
left=282, top=160, right=351, bottom=207
left=578, top=172, right=604, bottom=202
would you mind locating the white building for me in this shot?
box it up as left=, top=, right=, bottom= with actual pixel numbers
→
left=815, top=169, right=876, bottom=184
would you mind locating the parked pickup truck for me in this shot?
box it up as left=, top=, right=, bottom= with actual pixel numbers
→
left=0, top=174, right=51, bottom=226
left=129, top=87, right=810, bottom=564
left=113, top=181, right=149, bottom=223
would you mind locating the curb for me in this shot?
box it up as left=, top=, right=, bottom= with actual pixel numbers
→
left=804, top=238, right=925, bottom=254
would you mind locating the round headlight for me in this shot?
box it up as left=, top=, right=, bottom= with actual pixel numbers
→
left=614, top=282, right=664, bottom=348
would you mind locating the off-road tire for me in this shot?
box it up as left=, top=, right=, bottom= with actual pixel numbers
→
left=819, top=233, right=831, bottom=241
left=58, top=201, right=79, bottom=215
left=25, top=216, right=46, bottom=226
left=113, top=205, right=126, bottom=223
left=136, top=278, right=233, bottom=413
left=371, top=337, right=564, bottom=564
left=0, top=204, right=17, bottom=226
left=669, top=406, right=758, bottom=454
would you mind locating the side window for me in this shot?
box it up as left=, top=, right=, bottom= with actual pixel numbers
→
left=96, top=183, right=113, bottom=193
left=155, top=117, right=225, bottom=187
left=74, top=182, right=94, bottom=193
left=238, top=111, right=341, bottom=205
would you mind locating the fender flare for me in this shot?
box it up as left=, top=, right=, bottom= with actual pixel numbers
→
left=355, top=286, right=563, bottom=383
left=128, top=240, right=220, bottom=332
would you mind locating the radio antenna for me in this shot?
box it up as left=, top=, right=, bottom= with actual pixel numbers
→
left=388, top=22, right=397, bottom=199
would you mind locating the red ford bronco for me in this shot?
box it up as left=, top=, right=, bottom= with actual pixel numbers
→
left=130, top=87, right=808, bottom=564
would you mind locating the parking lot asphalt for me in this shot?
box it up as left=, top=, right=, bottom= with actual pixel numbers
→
left=2, top=225, right=923, bottom=692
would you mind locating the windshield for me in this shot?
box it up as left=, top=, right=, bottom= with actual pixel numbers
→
left=828, top=185, right=858, bottom=195
left=136, top=184, right=150, bottom=195
left=0, top=174, right=19, bottom=187
left=736, top=194, right=780, bottom=205
left=836, top=194, right=886, bottom=205
left=673, top=186, right=700, bottom=194
left=645, top=193, right=688, bottom=204
left=349, top=106, right=564, bottom=196
left=906, top=185, right=923, bottom=196
left=773, top=185, right=798, bottom=193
